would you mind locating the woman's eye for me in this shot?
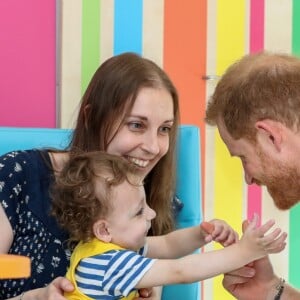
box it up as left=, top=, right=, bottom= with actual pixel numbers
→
left=160, top=126, right=171, bottom=134
left=128, top=122, right=143, bottom=130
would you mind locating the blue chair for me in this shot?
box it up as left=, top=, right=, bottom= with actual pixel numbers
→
left=0, top=125, right=202, bottom=300
left=162, top=125, right=202, bottom=300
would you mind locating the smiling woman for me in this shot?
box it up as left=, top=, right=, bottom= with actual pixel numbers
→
left=0, top=52, right=180, bottom=299
left=68, top=52, right=180, bottom=236
left=0, top=124, right=202, bottom=300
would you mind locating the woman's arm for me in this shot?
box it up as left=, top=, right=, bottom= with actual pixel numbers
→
left=5, top=277, right=74, bottom=300
left=0, top=152, right=74, bottom=299
left=0, top=204, right=13, bottom=253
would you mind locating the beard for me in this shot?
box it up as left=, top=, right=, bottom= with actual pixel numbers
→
left=258, top=150, right=300, bottom=210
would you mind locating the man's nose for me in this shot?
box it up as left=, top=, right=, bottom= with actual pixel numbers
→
left=244, top=172, right=254, bottom=185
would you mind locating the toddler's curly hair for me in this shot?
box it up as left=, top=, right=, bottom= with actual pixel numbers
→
left=51, top=151, right=139, bottom=243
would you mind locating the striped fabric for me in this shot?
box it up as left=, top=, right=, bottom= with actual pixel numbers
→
left=76, top=250, right=154, bottom=298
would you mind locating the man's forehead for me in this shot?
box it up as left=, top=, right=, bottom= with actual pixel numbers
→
left=217, top=118, right=249, bottom=157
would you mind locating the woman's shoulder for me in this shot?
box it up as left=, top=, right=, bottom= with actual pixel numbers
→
left=0, top=149, right=51, bottom=177
left=0, top=149, right=48, bottom=163
left=0, top=150, right=52, bottom=225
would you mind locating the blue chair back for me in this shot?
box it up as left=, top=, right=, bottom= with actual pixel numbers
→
left=162, top=125, right=202, bottom=300
left=0, top=125, right=202, bottom=300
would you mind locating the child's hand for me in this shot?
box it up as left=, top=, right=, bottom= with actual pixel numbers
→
left=201, top=219, right=238, bottom=247
left=240, top=213, right=287, bottom=259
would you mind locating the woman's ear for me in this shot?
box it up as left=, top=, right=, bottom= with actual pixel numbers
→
left=255, top=119, right=283, bottom=152
left=93, top=220, right=112, bottom=243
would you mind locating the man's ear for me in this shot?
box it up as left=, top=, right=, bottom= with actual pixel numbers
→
left=93, top=220, right=112, bottom=243
left=255, top=119, right=282, bottom=152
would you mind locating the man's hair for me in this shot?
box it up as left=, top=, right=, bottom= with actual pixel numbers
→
left=206, top=51, right=300, bottom=139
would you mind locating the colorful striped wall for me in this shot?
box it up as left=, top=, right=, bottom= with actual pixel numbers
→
left=1, top=1, right=300, bottom=299
left=0, top=0, right=56, bottom=127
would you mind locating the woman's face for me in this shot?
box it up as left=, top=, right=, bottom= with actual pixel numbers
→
left=106, top=87, right=174, bottom=179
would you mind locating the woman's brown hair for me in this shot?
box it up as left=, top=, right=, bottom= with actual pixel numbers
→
left=69, top=52, right=180, bottom=235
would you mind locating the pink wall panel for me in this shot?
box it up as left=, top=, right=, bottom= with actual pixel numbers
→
left=0, top=0, right=56, bottom=127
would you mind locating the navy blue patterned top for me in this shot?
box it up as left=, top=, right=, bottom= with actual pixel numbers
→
left=0, top=150, right=71, bottom=299
left=0, top=150, right=183, bottom=299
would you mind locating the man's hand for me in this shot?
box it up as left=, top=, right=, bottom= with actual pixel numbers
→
left=222, top=220, right=277, bottom=300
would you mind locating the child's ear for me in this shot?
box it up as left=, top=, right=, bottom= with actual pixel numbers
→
left=93, top=220, right=112, bottom=243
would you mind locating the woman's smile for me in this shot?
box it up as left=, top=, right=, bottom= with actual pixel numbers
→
left=126, top=156, right=150, bottom=168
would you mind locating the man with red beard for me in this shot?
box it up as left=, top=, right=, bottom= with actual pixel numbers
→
left=205, top=51, right=300, bottom=299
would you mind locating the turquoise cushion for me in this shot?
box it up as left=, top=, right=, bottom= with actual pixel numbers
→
left=162, top=125, right=201, bottom=300
left=0, top=125, right=202, bottom=300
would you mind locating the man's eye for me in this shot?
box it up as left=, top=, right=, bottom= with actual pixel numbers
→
left=239, top=156, right=246, bottom=162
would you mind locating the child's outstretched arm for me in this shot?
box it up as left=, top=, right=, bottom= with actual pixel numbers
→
left=137, top=215, right=287, bottom=288
left=146, top=219, right=238, bottom=259
left=239, top=214, right=287, bottom=257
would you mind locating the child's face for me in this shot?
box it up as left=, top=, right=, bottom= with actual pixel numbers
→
left=106, top=180, right=156, bottom=251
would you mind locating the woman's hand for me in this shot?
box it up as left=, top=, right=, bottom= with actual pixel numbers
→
left=135, top=286, right=162, bottom=299
left=134, top=288, right=152, bottom=299
left=23, top=277, right=74, bottom=299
